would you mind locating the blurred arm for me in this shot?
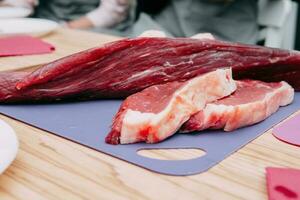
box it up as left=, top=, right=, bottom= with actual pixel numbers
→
left=0, top=0, right=37, bottom=8
left=67, top=0, right=131, bottom=29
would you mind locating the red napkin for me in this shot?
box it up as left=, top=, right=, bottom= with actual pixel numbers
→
left=266, top=167, right=300, bottom=200
left=0, top=35, right=55, bottom=57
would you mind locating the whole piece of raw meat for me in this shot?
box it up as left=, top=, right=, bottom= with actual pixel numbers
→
left=0, top=36, right=300, bottom=103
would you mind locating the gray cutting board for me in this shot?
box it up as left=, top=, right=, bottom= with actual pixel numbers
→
left=0, top=93, right=299, bottom=176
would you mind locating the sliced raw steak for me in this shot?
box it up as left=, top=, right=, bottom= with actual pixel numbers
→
left=106, top=68, right=236, bottom=144
left=181, top=80, right=294, bottom=132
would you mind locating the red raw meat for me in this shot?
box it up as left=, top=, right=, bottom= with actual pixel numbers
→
left=0, top=71, right=85, bottom=102
left=105, top=68, right=236, bottom=144
left=181, top=80, right=294, bottom=132
left=0, top=72, right=30, bottom=102
left=0, top=37, right=300, bottom=103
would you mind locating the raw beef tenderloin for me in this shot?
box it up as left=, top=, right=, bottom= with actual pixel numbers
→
left=0, top=35, right=298, bottom=103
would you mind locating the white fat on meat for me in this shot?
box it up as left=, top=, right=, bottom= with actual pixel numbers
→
left=181, top=80, right=294, bottom=132
left=138, top=30, right=215, bottom=40
left=191, top=33, right=215, bottom=40
left=119, top=68, right=236, bottom=144
left=138, top=30, right=167, bottom=38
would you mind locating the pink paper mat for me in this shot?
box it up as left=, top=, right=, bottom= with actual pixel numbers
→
left=0, top=35, right=55, bottom=57
left=266, top=167, right=300, bottom=200
left=273, top=112, right=300, bottom=147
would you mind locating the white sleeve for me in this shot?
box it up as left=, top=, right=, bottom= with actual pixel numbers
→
left=2, top=0, right=37, bottom=9
left=86, top=0, right=130, bottom=28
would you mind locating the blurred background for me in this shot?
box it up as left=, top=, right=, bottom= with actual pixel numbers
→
left=0, top=0, right=300, bottom=49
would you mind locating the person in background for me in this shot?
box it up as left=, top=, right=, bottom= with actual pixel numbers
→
left=132, top=0, right=259, bottom=44
left=33, top=0, right=136, bottom=31
left=0, top=0, right=37, bottom=9
left=0, top=0, right=135, bottom=32
left=1, top=0, right=259, bottom=44
left=295, top=0, right=300, bottom=50
left=67, top=0, right=131, bottom=29
left=95, top=0, right=259, bottom=44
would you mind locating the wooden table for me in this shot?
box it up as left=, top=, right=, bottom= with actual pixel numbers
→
left=0, top=28, right=299, bottom=200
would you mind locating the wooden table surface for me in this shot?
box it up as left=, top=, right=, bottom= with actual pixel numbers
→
left=0, top=28, right=299, bottom=200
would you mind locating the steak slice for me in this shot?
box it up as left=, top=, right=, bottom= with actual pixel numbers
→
left=181, top=80, right=294, bottom=132
left=106, top=68, right=236, bottom=144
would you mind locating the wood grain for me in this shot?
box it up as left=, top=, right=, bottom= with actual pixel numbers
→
left=0, top=28, right=299, bottom=200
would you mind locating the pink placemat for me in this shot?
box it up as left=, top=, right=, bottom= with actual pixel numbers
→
left=266, top=167, right=300, bottom=200
left=0, top=35, right=55, bottom=57
left=273, top=112, right=300, bottom=147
